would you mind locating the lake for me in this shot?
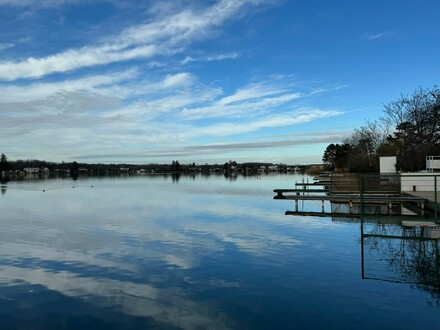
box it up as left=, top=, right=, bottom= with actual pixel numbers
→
left=1, top=173, right=440, bottom=329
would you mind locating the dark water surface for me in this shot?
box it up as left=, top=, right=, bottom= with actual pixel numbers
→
left=1, top=174, right=440, bottom=329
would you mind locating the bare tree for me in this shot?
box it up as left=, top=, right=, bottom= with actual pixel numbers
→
left=381, top=86, right=440, bottom=171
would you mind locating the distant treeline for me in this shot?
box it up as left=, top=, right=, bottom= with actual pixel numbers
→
left=323, top=85, right=440, bottom=172
left=1, top=156, right=309, bottom=176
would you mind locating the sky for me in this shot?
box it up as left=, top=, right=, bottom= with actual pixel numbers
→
left=0, top=0, right=439, bottom=165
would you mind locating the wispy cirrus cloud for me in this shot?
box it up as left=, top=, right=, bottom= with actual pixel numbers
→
left=0, top=0, right=267, bottom=81
left=364, top=31, right=392, bottom=40
left=0, top=69, right=137, bottom=103
left=0, top=42, right=15, bottom=51
left=0, top=66, right=344, bottom=162
left=175, top=78, right=307, bottom=120
left=74, top=131, right=346, bottom=160
left=0, top=0, right=96, bottom=7
left=182, top=52, right=240, bottom=64
left=0, top=0, right=349, bottom=163
left=185, top=109, right=343, bottom=138
left=178, top=92, right=302, bottom=120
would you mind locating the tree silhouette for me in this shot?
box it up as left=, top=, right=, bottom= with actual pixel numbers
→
left=0, top=153, right=10, bottom=172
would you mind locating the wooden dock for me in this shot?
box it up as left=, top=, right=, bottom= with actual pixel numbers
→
left=274, top=190, right=428, bottom=216
left=284, top=210, right=361, bottom=218
left=295, top=182, right=329, bottom=187
left=274, top=188, right=328, bottom=196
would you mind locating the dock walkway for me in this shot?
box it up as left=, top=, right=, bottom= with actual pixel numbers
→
left=274, top=188, right=428, bottom=216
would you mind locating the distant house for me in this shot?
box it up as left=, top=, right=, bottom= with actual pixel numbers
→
left=23, top=167, right=40, bottom=174
left=268, top=165, right=278, bottom=172
left=78, top=167, right=89, bottom=173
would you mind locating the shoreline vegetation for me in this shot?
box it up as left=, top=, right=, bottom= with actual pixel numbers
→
left=0, top=157, right=325, bottom=180
left=322, top=85, right=440, bottom=173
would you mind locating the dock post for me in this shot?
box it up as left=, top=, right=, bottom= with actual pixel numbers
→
left=360, top=176, right=365, bottom=218
left=435, top=176, right=438, bottom=220
left=388, top=202, right=392, bottom=215
left=321, top=199, right=325, bottom=213
left=295, top=199, right=298, bottom=212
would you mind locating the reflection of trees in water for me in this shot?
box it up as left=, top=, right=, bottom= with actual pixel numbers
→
left=171, top=173, right=181, bottom=183
left=363, top=222, right=440, bottom=305
left=224, top=173, right=238, bottom=181
left=1, top=175, right=8, bottom=195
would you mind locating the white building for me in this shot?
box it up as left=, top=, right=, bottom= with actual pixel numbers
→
left=379, top=156, right=397, bottom=173
left=23, top=168, right=40, bottom=174
left=401, top=172, right=439, bottom=192
left=426, top=156, right=440, bottom=172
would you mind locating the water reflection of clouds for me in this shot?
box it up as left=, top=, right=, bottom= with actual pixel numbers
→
left=0, top=266, right=233, bottom=330
left=1, top=178, right=330, bottom=268
left=0, top=175, right=329, bottom=328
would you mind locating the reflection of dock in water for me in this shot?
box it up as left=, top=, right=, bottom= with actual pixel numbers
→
left=275, top=192, right=428, bottom=216
left=361, top=218, right=440, bottom=301
left=273, top=173, right=440, bottom=303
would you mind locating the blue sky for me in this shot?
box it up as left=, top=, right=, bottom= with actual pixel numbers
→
left=0, top=0, right=439, bottom=164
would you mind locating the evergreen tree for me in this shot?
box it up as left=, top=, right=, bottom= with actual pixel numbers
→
left=0, top=153, right=9, bottom=172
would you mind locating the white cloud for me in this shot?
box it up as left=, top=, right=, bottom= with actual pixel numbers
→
left=0, top=69, right=138, bottom=103
left=185, top=109, right=342, bottom=137
left=0, top=0, right=85, bottom=7
left=0, top=42, right=15, bottom=51
left=0, top=0, right=267, bottom=81
left=365, top=32, right=391, bottom=40
left=218, top=83, right=286, bottom=105
left=0, top=65, right=344, bottom=162
left=0, top=45, right=157, bottom=81
left=182, top=52, right=240, bottom=64
left=178, top=92, right=302, bottom=121
left=161, top=72, right=194, bottom=89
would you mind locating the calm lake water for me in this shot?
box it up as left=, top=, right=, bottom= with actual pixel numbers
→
left=1, top=174, right=440, bottom=329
